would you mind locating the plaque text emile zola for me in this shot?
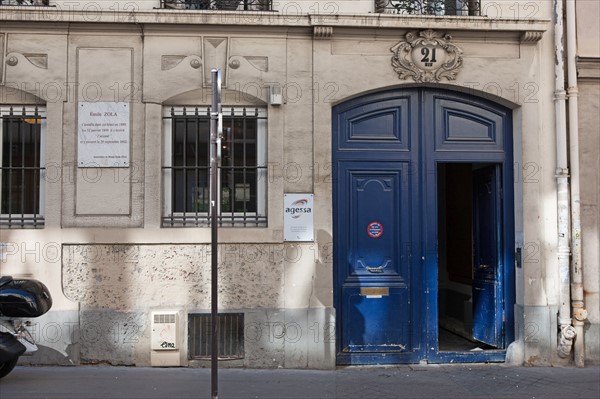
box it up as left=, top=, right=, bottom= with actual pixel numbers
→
left=78, top=102, right=130, bottom=167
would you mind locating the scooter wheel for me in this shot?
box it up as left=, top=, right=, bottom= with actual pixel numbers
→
left=0, top=358, right=18, bottom=379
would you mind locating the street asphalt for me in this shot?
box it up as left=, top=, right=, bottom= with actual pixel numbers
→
left=0, top=364, right=598, bottom=399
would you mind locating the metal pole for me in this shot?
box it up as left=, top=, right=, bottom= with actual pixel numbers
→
left=210, top=68, right=222, bottom=399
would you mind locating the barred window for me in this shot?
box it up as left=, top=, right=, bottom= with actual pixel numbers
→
left=0, top=106, right=45, bottom=228
left=162, top=106, right=267, bottom=227
left=188, top=313, right=244, bottom=360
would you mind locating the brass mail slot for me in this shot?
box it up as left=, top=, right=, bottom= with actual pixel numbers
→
left=360, top=287, right=389, bottom=297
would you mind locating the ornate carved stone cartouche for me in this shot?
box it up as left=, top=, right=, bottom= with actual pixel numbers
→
left=391, top=29, right=463, bottom=83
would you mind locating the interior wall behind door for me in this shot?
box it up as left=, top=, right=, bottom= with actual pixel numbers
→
left=438, top=163, right=473, bottom=329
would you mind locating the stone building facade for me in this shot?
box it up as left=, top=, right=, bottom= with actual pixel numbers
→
left=0, top=0, right=598, bottom=368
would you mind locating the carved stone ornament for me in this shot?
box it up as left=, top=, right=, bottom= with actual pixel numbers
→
left=391, top=30, right=464, bottom=83
left=313, top=26, right=333, bottom=39
left=6, top=56, right=18, bottom=67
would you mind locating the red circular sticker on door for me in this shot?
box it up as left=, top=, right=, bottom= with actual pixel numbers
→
left=367, top=222, right=383, bottom=238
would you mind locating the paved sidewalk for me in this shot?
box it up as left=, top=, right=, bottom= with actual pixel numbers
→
left=0, top=364, right=598, bottom=399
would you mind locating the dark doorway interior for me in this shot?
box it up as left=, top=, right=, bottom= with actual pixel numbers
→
left=437, top=163, right=500, bottom=352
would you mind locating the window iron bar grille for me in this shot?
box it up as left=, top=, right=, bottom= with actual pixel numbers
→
left=0, top=106, right=45, bottom=229
left=377, top=0, right=481, bottom=16
left=188, top=313, right=244, bottom=360
left=163, top=106, right=267, bottom=228
left=164, top=107, right=266, bottom=119
left=163, top=214, right=268, bottom=227
left=161, top=0, right=273, bottom=11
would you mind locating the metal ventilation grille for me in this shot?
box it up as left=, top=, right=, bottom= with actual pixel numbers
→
left=188, top=313, right=244, bottom=360
left=154, top=314, right=176, bottom=324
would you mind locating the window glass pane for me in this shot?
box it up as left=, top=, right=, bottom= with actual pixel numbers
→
left=233, top=118, right=244, bottom=141
left=185, top=119, right=198, bottom=165
left=233, top=143, right=244, bottom=167
left=246, top=143, right=257, bottom=166
left=173, top=119, right=186, bottom=167
left=245, top=119, right=257, bottom=142
left=25, top=121, right=40, bottom=167
left=198, top=120, right=210, bottom=168
left=233, top=169, right=256, bottom=212
left=223, top=118, right=234, bottom=141
left=221, top=181, right=232, bottom=213
left=173, top=168, right=185, bottom=211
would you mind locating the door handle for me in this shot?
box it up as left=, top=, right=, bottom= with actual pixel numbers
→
left=367, top=267, right=384, bottom=274
left=357, top=259, right=391, bottom=273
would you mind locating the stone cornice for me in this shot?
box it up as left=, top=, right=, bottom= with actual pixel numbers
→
left=0, top=8, right=549, bottom=36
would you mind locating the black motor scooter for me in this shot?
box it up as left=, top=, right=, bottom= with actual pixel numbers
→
left=0, top=276, right=52, bottom=378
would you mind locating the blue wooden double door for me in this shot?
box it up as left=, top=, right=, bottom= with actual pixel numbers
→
left=333, top=88, right=514, bottom=364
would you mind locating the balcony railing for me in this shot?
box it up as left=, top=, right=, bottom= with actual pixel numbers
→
left=161, top=0, right=272, bottom=11
left=1, top=0, right=478, bottom=15
left=0, top=0, right=49, bottom=5
left=377, top=0, right=481, bottom=16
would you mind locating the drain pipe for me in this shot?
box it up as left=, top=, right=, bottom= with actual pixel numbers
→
left=554, top=0, right=577, bottom=359
left=566, top=0, right=588, bottom=367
